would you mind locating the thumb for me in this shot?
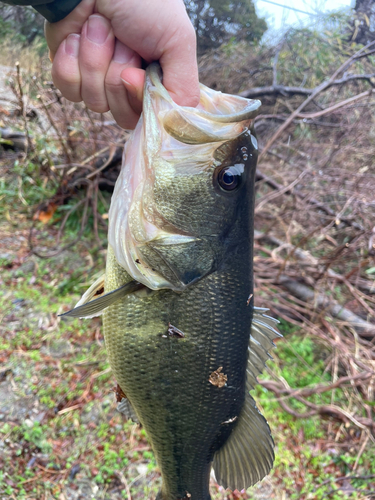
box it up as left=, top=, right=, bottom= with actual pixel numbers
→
left=159, top=26, right=200, bottom=107
left=159, top=23, right=200, bottom=108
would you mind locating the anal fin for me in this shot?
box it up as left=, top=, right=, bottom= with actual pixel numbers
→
left=117, top=397, right=140, bottom=424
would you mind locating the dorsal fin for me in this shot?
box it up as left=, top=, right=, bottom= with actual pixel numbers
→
left=247, top=308, right=282, bottom=390
left=213, top=308, right=281, bottom=490
left=60, top=280, right=144, bottom=319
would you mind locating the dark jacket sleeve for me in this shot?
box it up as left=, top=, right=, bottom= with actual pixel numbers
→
left=1, top=0, right=82, bottom=23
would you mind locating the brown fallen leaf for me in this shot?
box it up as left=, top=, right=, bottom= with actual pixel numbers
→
left=33, top=202, right=57, bottom=223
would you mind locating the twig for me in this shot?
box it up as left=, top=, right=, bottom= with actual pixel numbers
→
left=255, top=169, right=307, bottom=213
left=260, top=371, right=373, bottom=398
left=353, top=433, right=370, bottom=471
left=278, top=276, right=375, bottom=334
left=317, top=474, right=375, bottom=488
left=114, top=471, right=132, bottom=500
left=37, top=93, right=71, bottom=163
left=262, top=382, right=374, bottom=431
left=240, top=74, right=375, bottom=99
left=14, top=61, right=31, bottom=152
left=298, top=89, right=375, bottom=120
left=255, top=170, right=364, bottom=230
left=86, top=144, right=117, bottom=180
left=258, top=41, right=375, bottom=160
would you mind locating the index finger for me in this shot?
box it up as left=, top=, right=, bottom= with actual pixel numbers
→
left=45, top=0, right=96, bottom=59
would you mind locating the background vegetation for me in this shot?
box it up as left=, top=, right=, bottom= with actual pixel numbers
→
left=1, top=1, right=375, bottom=499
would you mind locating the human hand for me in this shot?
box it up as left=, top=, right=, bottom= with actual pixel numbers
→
left=46, top=0, right=199, bottom=129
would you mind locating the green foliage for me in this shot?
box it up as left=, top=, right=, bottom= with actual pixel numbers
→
left=276, top=21, right=352, bottom=90
left=17, top=421, right=52, bottom=454
left=93, top=443, right=129, bottom=484
left=256, top=334, right=333, bottom=440
left=185, top=0, right=267, bottom=53
left=0, top=5, right=45, bottom=47
left=0, top=160, right=56, bottom=217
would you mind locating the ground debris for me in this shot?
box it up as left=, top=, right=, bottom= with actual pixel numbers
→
left=114, top=383, right=126, bottom=402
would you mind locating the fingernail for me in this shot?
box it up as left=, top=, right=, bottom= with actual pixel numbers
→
left=113, top=41, right=134, bottom=64
left=65, top=34, right=80, bottom=58
left=87, top=15, right=110, bottom=44
left=121, top=78, right=136, bottom=94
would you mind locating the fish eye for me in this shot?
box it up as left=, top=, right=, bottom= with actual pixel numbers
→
left=216, top=165, right=243, bottom=192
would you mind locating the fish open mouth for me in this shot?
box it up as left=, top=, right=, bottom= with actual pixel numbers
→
left=108, top=63, right=260, bottom=291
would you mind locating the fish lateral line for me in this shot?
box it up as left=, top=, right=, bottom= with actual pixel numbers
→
left=59, top=281, right=145, bottom=318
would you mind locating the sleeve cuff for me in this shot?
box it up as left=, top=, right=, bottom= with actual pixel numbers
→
left=33, top=0, right=82, bottom=23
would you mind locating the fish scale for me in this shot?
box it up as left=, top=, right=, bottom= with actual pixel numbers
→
left=104, top=246, right=251, bottom=499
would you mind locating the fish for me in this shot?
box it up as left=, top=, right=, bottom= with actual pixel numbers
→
left=63, top=63, right=281, bottom=500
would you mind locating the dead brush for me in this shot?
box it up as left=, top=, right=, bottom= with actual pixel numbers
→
left=2, top=58, right=127, bottom=255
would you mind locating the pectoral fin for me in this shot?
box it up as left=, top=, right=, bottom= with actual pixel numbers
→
left=74, top=274, right=106, bottom=314
left=213, top=308, right=281, bottom=490
left=60, top=280, right=144, bottom=319
left=139, top=237, right=215, bottom=291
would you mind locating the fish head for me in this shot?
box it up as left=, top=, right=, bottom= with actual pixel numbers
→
left=108, top=63, right=260, bottom=291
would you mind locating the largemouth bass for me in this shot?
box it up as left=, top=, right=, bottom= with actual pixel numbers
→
left=64, top=63, right=280, bottom=500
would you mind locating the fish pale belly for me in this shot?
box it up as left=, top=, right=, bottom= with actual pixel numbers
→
left=103, top=245, right=252, bottom=500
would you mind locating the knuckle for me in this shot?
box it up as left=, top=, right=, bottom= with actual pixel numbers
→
left=80, top=52, right=108, bottom=73
left=104, top=76, right=123, bottom=94
left=52, top=64, right=80, bottom=88
left=85, top=100, right=109, bottom=113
